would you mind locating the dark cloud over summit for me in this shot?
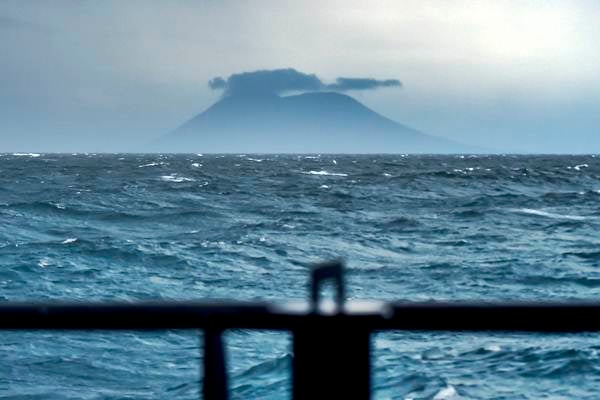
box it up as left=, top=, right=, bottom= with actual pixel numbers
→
left=210, top=69, right=322, bottom=96
left=209, top=68, right=401, bottom=96
left=208, top=77, right=227, bottom=90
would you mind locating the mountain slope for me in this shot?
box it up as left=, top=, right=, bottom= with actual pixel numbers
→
left=158, top=92, right=469, bottom=153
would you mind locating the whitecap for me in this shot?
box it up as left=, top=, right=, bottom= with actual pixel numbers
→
left=574, top=164, right=589, bottom=171
left=303, top=170, right=348, bottom=177
left=62, top=238, right=78, bottom=244
left=319, top=185, right=330, bottom=189
left=139, top=162, right=159, bottom=168
left=433, top=385, right=459, bottom=400
left=247, top=158, right=263, bottom=162
left=38, top=258, right=50, bottom=268
left=12, top=153, right=41, bottom=157
left=191, top=163, right=202, bottom=168
left=160, top=174, right=195, bottom=183
left=193, top=281, right=207, bottom=290
left=484, top=344, right=502, bottom=352
left=383, top=173, right=392, bottom=177
left=332, top=159, right=337, bottom=164
left=512, top=208, right=592, bottom=221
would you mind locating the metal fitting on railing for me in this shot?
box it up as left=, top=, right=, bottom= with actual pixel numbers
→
left=310, top=260, right=346, bottom=313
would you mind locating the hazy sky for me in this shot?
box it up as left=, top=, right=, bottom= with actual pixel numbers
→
left=1, top=0, right=599, bottom=152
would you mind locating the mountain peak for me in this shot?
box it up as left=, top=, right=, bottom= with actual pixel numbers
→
left=159, top=91, right=469, bottom=153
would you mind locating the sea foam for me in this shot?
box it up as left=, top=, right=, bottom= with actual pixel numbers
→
left=513, top=208, right=593, bottom=221
left=303, top=170, right=348, bottom=177
left=160, top=174, right=195, bottom=183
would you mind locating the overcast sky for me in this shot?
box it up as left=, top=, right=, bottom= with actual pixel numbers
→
left=1, top=0, right=599, bottom=152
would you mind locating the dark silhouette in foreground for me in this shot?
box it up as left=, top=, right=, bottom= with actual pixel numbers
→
left=3, top=261, right=600, bottom=399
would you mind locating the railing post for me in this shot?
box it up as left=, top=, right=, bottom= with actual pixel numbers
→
left=292, top=261, right=371, bottom=400
left=203, top=329, right=228, bottom=400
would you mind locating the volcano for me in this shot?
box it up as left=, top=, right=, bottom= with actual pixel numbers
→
left=160, top=91, right=469, bottom=153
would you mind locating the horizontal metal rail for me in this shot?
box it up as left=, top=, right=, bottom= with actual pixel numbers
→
left=1, top=301, right=600, bottom=332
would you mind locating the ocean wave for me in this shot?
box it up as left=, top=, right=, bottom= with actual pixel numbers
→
left=562, top=251, right=600, bottom=261
left=37, top=258, right=51, bottom=268
left=2, top=154, right=600, bottom=400
left=160, top=174, right=195, bottom=182
left=302, top=170, right=348, bottom=177
left=138, top=162, right=167, bottom=168
left=2, top=201, right=156, bottom=221
left=519, top=274, right=600, bottom=288
left=12, top=153, right=41, bottom=157
left=511, top=208, right=594, bottom=221
left=235, top=353, right=292, bottom=380
left=451, top=209, right=485, bottom=218
left=4, top=201, right=69, bottom=213
left=433, top=385, right=459, bottom=400
left=543, top=220, right=586, bottom=231
left=567, top=164, right=589, bottom=171
left=376, top=216, right=421, bottom=231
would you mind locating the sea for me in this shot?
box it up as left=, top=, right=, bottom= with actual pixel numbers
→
left=1, top=153, right=600, bottom=399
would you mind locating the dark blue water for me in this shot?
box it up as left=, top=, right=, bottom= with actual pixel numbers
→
left=1, top=153, right=600, bottom=399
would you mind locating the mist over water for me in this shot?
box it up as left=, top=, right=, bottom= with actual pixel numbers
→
left=1, top=153, right=600, bottom=399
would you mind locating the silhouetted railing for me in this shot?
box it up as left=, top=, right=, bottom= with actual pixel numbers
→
left=2, top=261, right=600, bottom=399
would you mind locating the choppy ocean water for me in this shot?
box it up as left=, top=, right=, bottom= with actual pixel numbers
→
left=1, top=153, right=600, bottom=399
